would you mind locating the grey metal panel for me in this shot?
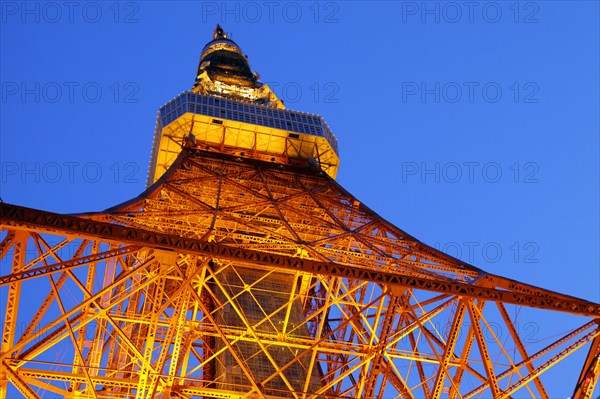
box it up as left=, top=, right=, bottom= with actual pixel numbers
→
left=159, top=91, right=339, bottom=154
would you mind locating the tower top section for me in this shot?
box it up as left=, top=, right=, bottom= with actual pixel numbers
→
left=148, top=26, right=340, bottom=185
left=193, top=25, right=283, bottom=107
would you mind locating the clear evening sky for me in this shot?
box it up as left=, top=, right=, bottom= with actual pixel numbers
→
left=1, top=2, right=598, bottom=396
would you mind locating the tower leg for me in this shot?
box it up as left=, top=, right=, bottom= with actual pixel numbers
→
left=572, top=327, right=600, bottom=399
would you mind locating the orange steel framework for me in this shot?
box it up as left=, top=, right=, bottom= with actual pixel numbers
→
left=1, top=26, right=599, bottom=399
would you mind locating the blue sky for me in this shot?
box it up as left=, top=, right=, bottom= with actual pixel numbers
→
left=1, top=1, right=599, bottom=396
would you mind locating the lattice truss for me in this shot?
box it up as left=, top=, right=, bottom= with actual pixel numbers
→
left=1, top=149, right=599, bottom=399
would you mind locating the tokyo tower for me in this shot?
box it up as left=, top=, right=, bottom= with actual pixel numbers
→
left=1, top=25, right=599, bottom=399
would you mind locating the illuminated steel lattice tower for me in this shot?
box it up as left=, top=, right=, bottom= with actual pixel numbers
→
left=1, top=26, right=599, bottom=399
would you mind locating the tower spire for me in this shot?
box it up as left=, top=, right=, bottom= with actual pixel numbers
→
left=213, top=23, right=227, bottom=39
left=192, top=26, right=284, bottom=108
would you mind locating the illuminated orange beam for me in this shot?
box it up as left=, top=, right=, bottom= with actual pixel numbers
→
left=2, top=203, right=599, bottom=317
